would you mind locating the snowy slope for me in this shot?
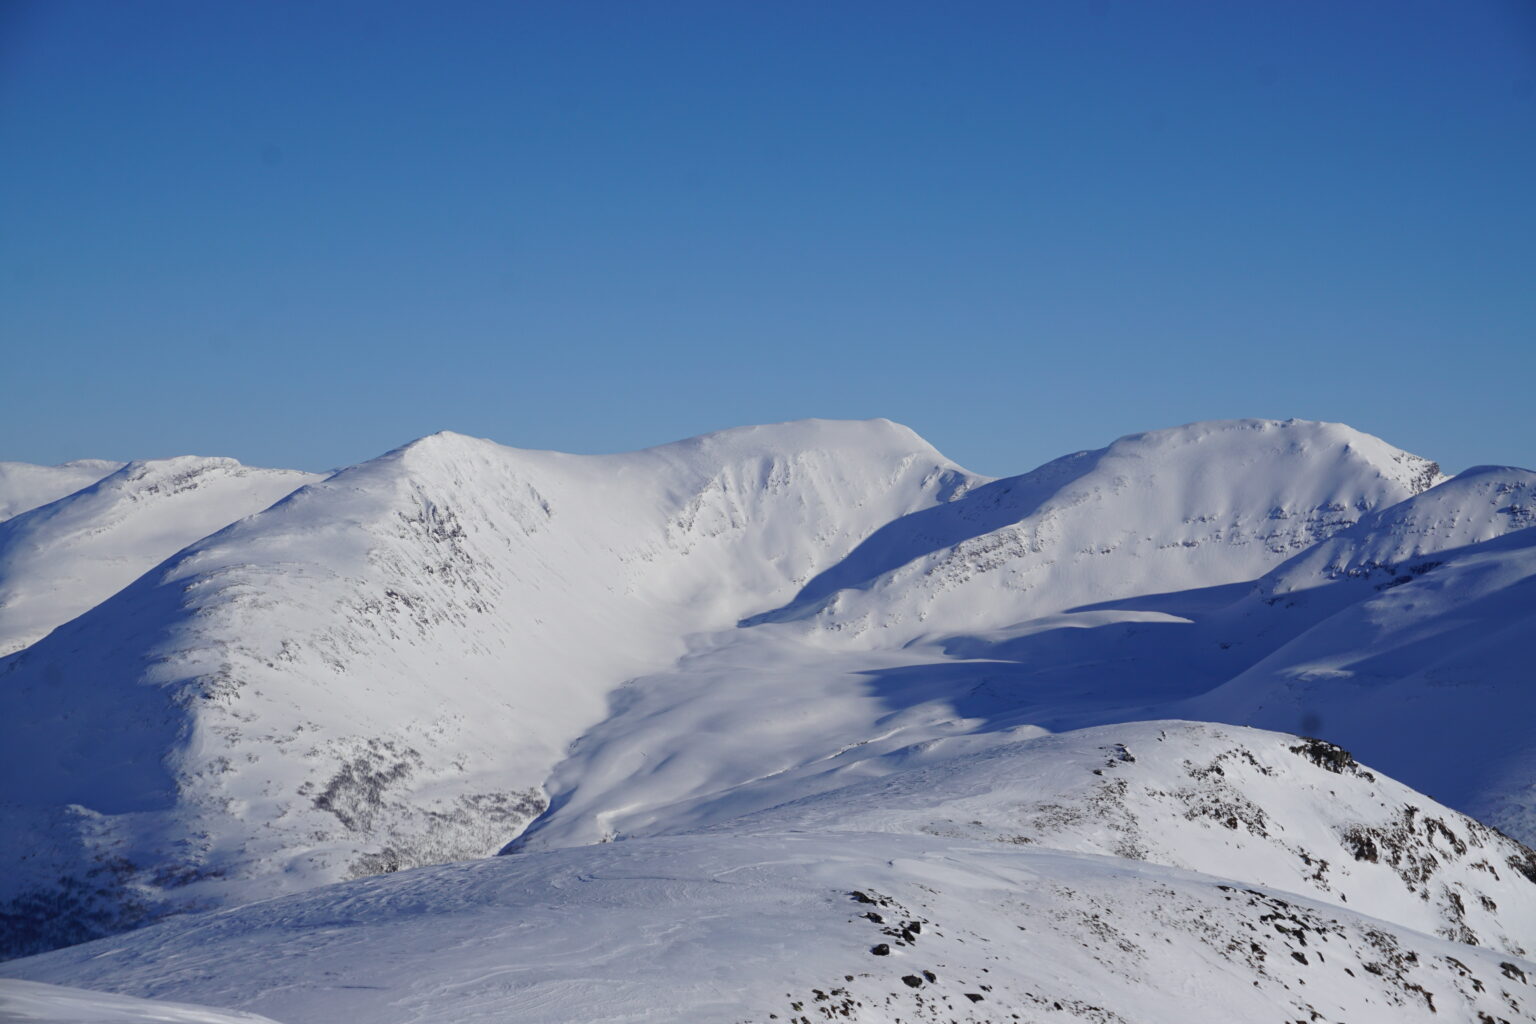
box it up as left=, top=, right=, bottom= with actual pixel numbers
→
left=0, top=458, right=320, bottom=656
left=0, top=420, right=973, bottom=956
left=511, top=421, right=1452, bottom=855
left=764, top=418, right=1443, bottom=645
left=0, top=460, right=122, bottom=523
left=0, top=979, right=280, bottom=1024
left=1187, top=522, right=1536, bottom=843
left=720, top=722, right=1536, bottom=958
left=1256, top=464, right=1536, bottom=599
left=5, top=412, right=1532, bottom=990
left=3, top=724, right=1533, bottom=1024
left=513, top=451, right=1536, bottom=869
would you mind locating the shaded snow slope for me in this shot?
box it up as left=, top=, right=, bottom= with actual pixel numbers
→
left=0, top=979, right=280, bottom=1024
left=515, top=456, right=1536, bottom=867
left=1186, top=523, right=1536, bottom=843
left=511, top=422, right=1457, bottom=856
left=0, top=419, right=971, bottom=956
left=4, top=725, right=1534, bottom=1024
left=0, top=458, right=320, bottom=657
left=0, top=460, right=122, bottom=523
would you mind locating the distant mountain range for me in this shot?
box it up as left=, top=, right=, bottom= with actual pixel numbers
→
left=2, top=418, right=1532, bottom=1023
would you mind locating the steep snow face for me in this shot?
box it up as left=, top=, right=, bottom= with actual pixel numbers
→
left=771, top=419, right=1443, bottom=646
left=0, top=979, right=280, bottom=1024
left=4, top=728, right=1534, bottom=1024
left=0, top=460, right=122, bottom=523
left=0, top=419, right=973, bottom=956
left=0, top=458, right=321, bottom=656
left=722, top=722, right=1536, bottom=958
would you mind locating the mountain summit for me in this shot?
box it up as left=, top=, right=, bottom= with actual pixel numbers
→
left=1, top=417, right=1532, bottom=1024
left=0, top=419, right=970, bottom=953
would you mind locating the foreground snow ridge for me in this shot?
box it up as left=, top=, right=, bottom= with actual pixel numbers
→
left=0, top=978, right=281, bottom=1024
left=4, top=724, right=1535, bottom=1024
left=2, top=417, right=1534, bottom=1022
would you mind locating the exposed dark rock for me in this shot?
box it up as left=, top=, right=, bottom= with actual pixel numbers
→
left=1290, top=737, right=1375, bottom=780
left=1508, top=849, right=1536, bottom=886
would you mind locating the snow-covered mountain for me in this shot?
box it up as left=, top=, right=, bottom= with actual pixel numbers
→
left=0, top=460, right=123, bottom=523
left=508, top=419, right=1453, bottom=855
left=1184, top=469, right=1536, bottom=842
left=1, top=415, right=1533, bottom=1023
left=0, top=457, right=321, bottom=657
left=753, top=418, right=1443, bottom=642
left=0, top=420, right=972, bottom=955
left=3, top=723, right=1533, bottom=1024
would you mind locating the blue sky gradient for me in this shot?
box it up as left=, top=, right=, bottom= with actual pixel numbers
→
left=3, top=1, right=1533, bottom=476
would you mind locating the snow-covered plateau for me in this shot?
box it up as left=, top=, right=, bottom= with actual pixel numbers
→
left=1, top=417, right=1533, bottom=1023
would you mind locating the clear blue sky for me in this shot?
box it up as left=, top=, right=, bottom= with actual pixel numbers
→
left=3, top=1, right=1533, bottom=477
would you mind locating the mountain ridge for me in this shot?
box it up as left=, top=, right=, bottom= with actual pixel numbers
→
left=2, top=414, right=1532, bottom=1010
left=5, top=722, right=1534, bottom=1024
left=0, top=418, right=973, bottom=955
left=0, top=456, right=321, bottom=657
left=0, top=460, right=124, bottom=523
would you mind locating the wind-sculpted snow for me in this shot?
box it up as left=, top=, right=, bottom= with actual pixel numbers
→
left=717, top=722, right=1536, bottom=959
left=0, top=457, right=320, bottom=656
left=0, top=979, right=281, bottom=1023
left=0, top=419, right=971, bottom=956
left=4, top=794, right=1533, bottom=1023
left=0, top=460, right=123, bottom=524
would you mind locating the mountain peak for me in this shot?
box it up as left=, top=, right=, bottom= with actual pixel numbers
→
left=636, top=417, right=954, bottom=473
left=764, top=417, right=1445, bottom=643
left=4, top=413, right=1531, bottom=996
left=1101, top=417, right=1443, bottom=492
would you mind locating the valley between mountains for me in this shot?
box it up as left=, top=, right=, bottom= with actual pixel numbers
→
left=1, top=417, right=1533, bottom=1023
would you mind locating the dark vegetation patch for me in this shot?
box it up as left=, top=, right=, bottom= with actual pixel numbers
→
left=309, top=739, right=424, bottom=831
left=0, top=856, right=149, bottom=960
